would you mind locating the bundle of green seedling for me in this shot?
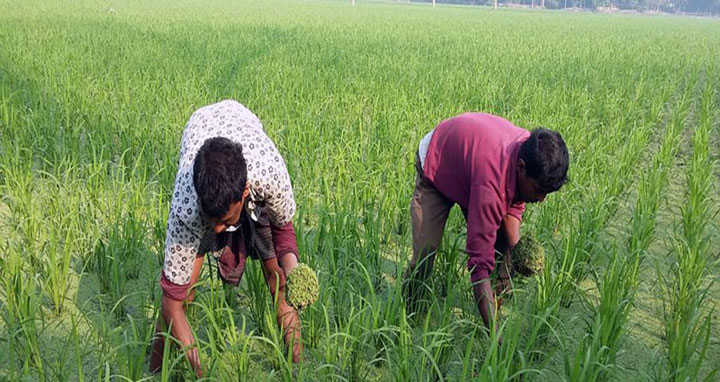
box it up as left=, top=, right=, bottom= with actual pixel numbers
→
left=512, top=235, right=545, bottom=277
left=286, top=263, right=319, bottom=310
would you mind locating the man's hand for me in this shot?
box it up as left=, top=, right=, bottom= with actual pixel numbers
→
left=186, top=347, right=203, bottom=377
left=495, top=247, right=513, bottom=299
left=495, top=267, right=512, bottom=299
left=502, top=215, right=521, bottom=249
left=263, top=255, right=303, bottom=363
left=279, top=252, right=299, bottom=276
left=278, top=299, right=303, bottom=363
left=496, top=215, right=520, bottom=299
left=472, top=278, right=502, bottom=344
left=161, top=295, right=203, bottom=377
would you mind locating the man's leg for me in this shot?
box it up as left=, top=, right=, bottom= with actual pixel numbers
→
left=261, top=256, right=302, bottom=363
left=404, top=154, right=454, bottom=314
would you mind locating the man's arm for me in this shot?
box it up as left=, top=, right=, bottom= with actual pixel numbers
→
left=262, top=256, right=303, bottom=363
left=161, top=295, right=202, bottom=376
left=151, top=256, right=204, bottom=376
left=271, top=221, right=300, bottom=276
left=496, top=215, right=521, bottom=296
left=267, top=219, right=303, bottom=362
left=466, top=184, right=506, bottom=332
left=279, top=252, right=298, bottom=275
left=472, top=278, right=497, bottom=329
left=503, top=214, right=521, bottom=248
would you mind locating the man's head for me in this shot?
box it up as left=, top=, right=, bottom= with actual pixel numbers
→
left=193, top=137, right=249, bottom=233
left=516, top=128, right=569, bottom=203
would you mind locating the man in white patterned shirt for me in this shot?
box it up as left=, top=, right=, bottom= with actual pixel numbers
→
left=150, top=100, right=303, bottom=375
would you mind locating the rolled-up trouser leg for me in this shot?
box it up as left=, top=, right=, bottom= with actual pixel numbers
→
left=404, top=153, right=454, bottom=313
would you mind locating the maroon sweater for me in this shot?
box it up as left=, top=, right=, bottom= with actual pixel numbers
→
left=423, top=113, right=529, bottom=282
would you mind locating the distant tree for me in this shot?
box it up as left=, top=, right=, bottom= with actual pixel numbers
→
left=686, top=0, right=719, bottom=12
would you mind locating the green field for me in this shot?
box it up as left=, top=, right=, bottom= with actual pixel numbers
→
left=1, top=0, right=719, bottom=380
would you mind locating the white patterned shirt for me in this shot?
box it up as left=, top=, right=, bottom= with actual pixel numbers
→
left=163, top=100, right=296, bottom=286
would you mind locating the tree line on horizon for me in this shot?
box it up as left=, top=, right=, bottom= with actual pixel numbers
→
left=406, top=0, right=720, bottom=15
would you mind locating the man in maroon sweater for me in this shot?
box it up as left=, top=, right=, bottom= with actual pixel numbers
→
left=404, top=112, right=569, bottom=329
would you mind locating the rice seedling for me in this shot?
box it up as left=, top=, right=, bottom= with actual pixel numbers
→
left=1, top=251, right=44, bottom=379
left=286, top=263, right=320, bottom=310
left=108, top=315, right=155, bottom=380
left=89, top=236, right=129, bottom=320
left=243, top=255, right=274, bottom=336
left=565, top=247, right=637, bottom=382
left=512, top=235, right=545, bottom=277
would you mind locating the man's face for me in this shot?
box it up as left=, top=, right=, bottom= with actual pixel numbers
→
left=516, top=160, right=548, bottom=204
left=211, top=186, right=250, bottom=234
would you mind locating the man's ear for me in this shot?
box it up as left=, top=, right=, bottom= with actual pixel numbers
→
left=242, top=184, right=250, bottom=198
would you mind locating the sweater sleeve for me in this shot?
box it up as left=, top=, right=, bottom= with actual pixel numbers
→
left=270, top=221, right=299, bottom=262
left=506, top=202, right=525, bottom=221
left=161, top=211, right=204, bottom=301
left=466, top=183, right=504, bottom=283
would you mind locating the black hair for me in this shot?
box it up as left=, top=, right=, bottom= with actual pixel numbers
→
left=518, top=128, right=569, bottom=192
left=192, top=137, right=247, bottom=219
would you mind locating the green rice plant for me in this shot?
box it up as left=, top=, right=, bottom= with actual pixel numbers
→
left=70, top=315, right=86, bottom=382
left=660, top=241, right=716, bottom=382
left=566, top=69, right=693, bottom=382
left=200, top=305, right=253, bottom=380
left=151, top=196, right=171, bottom=267
left=243, top=258, right=305, bottom=380
left=0, top=150, right=45, bottom=270
left=28, top=159, right=84, bottom=315
left=357, top=203, right=384, bottom=287
left=541, top=72, right=693, bottom=318
left=349, top=258, right=404, bottom=369
left=43, top=339, right=71, bottom=381
left=0, top=248, right=44, bottom=379
left=477, top=316, right=530, bottom=382
left=557, top=120, right=660, bottom=305
left=87, top=210, right=148, bottom=320
left=186, top=272, right=251, bottom=378
left=243, top=257, right=273, bottom=336
left=416, top=321, right=454, bottom=380
left=155, top=322, right=191, bottom=382
left=90, top=237, right=128, bottom=320
left=565, top=247, right=638, bottom=382
left=314, top=292, right=377, bottom=381
left=114, top=211, right=147, bottom=281
left=388, top=310, right=416, bottom=381
left=432, top=223, right=467, bottom=303
left=145, top=316, right=206, bottom=381
left=42, top=228, right=76, bottom=315
left=106, top=315, right=154, bottom=380
left=659, top=70, right=717, bottom=382
left=464, top=277, right=556, bottom=382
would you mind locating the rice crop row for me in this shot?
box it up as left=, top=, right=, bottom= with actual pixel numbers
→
left=659, top=66, right=719, bottom=382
